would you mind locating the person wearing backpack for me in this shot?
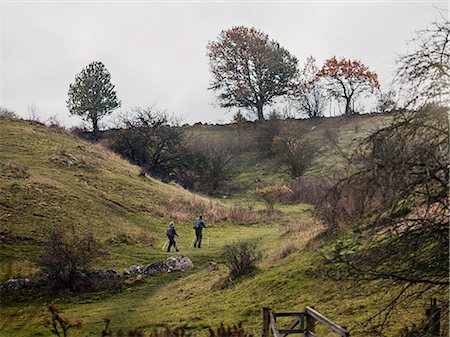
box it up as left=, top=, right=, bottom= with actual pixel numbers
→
left=193, top=215, right=207, bottom=248
left=166, top=222, right=179, bottom=252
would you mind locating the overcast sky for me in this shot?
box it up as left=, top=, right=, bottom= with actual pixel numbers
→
left=1, top=0, right=447, bottom=127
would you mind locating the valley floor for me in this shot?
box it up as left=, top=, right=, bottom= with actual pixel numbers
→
left=0, top=118, right=432, bottom=337
left=1, top=206, right=425, bottom=337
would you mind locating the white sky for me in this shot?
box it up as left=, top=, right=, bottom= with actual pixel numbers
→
left=1, top=0, right=447, bottom=127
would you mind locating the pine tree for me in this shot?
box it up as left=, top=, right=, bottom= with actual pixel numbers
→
left=67, top=61, right=121, bottom=139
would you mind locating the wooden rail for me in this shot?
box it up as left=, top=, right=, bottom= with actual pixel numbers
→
left=261, top=307, right=349, bottom=337
left=305, top=307, right=349, bottom=337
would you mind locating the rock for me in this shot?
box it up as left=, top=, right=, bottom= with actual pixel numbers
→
left=143, top=261, right=169, bottom=276
left=166, top=256, right=193, bottom=272
left=66, top=152, right=78, bottom=162
left=130, top=265, right=144, bottom=274
left=123, top=269, right=130, bottom=276
left=83, top=269, right=120, bottom=280
left=0, top=278, right=32, bottom=292
left=142, top=257, right=192, bottom=276
left=76, top=269, right=121, bottom=292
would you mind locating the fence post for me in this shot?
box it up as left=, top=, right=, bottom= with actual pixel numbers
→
left=263, top=307, right=270, bottom=337
left=425, top=298, right=441, bottom=336
left=306, top=307, right=315, bottom=336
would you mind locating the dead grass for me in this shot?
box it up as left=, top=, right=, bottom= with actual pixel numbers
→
left=271, top=219, right=326, bottom=262
left=273, top=237, right=297, bottom=261
left=5, top=162, right=31, bottom=178
left=168, top=195, right=282, bottom=225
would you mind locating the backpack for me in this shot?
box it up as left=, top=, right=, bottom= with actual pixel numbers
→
left=193, top=219, right=202, bottom=229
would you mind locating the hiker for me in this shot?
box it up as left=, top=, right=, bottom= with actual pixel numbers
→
left=193, top=215, right=207, bottom=248
left=166, top=222, right=179, bottom=252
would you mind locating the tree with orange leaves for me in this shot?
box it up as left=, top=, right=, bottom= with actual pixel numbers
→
left=317, top=57, right=379, bottom=115
left=207, top=26, right=298, bottom=121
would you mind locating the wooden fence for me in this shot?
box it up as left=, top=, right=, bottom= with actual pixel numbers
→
left=261, top=307, right=350, bottom=337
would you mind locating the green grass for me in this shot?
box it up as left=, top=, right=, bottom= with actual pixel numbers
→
left=0, top=117, right=425, bottom=337
left=185, top=115, right=391, bottom=191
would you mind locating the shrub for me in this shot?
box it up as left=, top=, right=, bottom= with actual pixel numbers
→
left=255, top=119, right=281, bottom=156
left=222, top=241, right=261, bottom=280
left=108, top=107, right=187, bottom=181
left=227, top=204, right=258, bottom=224
left=110, top=323, right=252, bottom=337
left=0, top=106, right=17, bottom=119
left=45, top=304, right=84, bottom=337
left=254, top=184, right=292, bottom=210
left=285, top=177, right=332, bottom=205
left=185, top=139, right=234, bottom=195
left=37, top=224, right=104, bottom=292
left=272, top=124, right=316, bottom=178
left=168, top=197, right=260, bottom=225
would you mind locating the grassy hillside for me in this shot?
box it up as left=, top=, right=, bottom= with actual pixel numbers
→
left=184, top=114, right=392, bottom=194
left=0, top=117, right=425, bottom=337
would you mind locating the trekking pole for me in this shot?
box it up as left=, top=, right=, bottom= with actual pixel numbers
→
left=188, top=239, right=195, bottom=248
left=161, top=241, right=167, bottom=250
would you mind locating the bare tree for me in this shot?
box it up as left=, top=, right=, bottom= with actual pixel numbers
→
left=272, top=124, right=316, bottom=178
left=28, top=103, right=41, bottom=123
left=188, top=139, right=234, bottom=195
left=294, top=56, right=329, bottom=118
left=375, top=89, right=397, bottom=113
left=0, top=106, right=17, bottom=119
left=38, top=224, right=103, bottom=292
left=317, top=106, right=449, bottom=333
left=395, top=16, right=450, bottom=109
left=109, top=107, right=187, bottom=180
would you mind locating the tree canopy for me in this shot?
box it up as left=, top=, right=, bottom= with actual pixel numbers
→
left=317, top=57, right=379, bottom=115
left=207, top=26, right=298, bottom=121
left=67, top=61, right=121, bottom=139
left=109, top=107, right=186, bottom=180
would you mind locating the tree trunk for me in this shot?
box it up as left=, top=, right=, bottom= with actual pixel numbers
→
left=90, top=110, right=99, bottom=140
left=68, top=268, right=76, bottom=292
left=344, top=97, right=352, bottom=116
left=256, top=104, right=264, bottom=121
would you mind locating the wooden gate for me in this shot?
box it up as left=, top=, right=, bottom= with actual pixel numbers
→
left=261, top=307, right=350, bottom=337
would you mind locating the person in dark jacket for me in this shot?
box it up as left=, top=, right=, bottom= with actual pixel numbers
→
left=193, top=215, right=207, bottom=248
left=166, top=222, right=179, bottom=252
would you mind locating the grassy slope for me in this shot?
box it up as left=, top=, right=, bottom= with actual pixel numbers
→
left=0, top=117, right=422, bottom=337
left=185, top=115, right=392, bottom=194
